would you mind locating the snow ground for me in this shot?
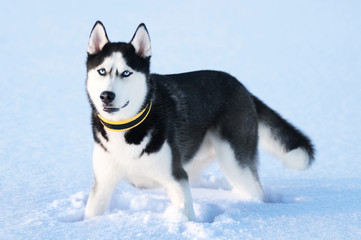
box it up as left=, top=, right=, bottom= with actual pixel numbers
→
left=1, top=0, right=361, bottom=239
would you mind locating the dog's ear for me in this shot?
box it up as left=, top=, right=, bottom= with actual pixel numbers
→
left=88, top=21, right=109, bottom=54
left=130, top=23, right=151, bottom=58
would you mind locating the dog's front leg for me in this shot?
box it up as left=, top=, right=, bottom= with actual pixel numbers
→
left=165, top=179, right=196, bottom=221
left=85, top=145, right=121, bottom=219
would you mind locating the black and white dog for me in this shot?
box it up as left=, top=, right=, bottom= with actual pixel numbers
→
left=85, top=21, right=314, bottom=220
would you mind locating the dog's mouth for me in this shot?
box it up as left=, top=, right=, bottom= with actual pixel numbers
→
left=103, top=107, right=120, bottom=113
left=103, top=101, right=129, bottom=113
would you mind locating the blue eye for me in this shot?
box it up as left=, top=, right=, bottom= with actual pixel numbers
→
left=97, top=68, right=106, bottom=76
left=121, top=70, right=133, bottom=77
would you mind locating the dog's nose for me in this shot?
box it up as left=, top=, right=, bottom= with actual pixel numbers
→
left=100, top=91, right=116, bottom=105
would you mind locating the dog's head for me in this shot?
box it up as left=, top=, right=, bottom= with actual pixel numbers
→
left=86, top=21, right=151, bottom=121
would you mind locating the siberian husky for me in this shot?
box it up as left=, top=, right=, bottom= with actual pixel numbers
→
left=84, top=21, right=315, bottom=220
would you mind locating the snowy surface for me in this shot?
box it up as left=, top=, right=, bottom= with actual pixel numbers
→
left=1, top=0, right=361, bottom=239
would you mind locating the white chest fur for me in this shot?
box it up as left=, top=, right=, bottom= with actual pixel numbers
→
left=94, top=130, right=172, bottom=189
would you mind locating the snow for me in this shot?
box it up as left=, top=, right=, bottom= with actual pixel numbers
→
left=1, top=0, right=361, bottom=239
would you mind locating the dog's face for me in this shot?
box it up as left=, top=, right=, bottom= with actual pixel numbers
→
left=86, top=22, right=151, bottom=121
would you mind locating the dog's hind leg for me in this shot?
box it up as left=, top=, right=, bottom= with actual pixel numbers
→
left=211, top=104, right=264, bottom=201
left=212, top=137, right=264, bottom=201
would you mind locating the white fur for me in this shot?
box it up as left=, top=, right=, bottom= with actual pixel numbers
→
left=164, top=180, right=195, bottom=221
left=85, top=143, right=121, bottom=218
left=258, top=123, right=309, bottom=170
left=86, top=52, right=148, bottom=122
left=210, top=134, right=264, bottom=201
left=258, top=122, right=286, bottom=158
left=281, top=147, right=309, bottom=170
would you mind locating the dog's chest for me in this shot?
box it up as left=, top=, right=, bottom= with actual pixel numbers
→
left=105, top=131, right=148, bottom=160
left=101, top=131, right=172, bottom=188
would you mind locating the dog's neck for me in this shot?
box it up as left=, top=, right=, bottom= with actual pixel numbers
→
left=97, top=102, right=152, bottom=132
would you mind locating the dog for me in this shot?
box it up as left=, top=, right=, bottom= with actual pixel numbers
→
left=84, top=21, right=314, bottom=220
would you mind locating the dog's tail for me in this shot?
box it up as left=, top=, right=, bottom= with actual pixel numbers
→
left=253, top=96, right=315, bottom=170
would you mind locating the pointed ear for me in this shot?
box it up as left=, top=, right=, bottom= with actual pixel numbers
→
left=87, top=21, right=109, bottom=54
left=130, top=23, right=151, bottom=58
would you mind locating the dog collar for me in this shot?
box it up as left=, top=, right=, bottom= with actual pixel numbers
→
left=97, top=102, right=152, bottom=132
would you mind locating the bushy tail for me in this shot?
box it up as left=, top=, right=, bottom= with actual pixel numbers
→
left=253, top=96, right=315, bottom=170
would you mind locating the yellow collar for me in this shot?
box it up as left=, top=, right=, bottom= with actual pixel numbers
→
left=97, top=102, right=152, bottom=131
